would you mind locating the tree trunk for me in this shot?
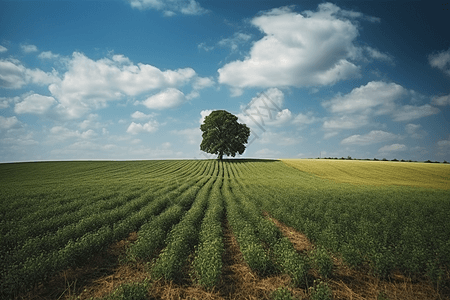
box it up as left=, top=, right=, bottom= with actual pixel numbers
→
left=218, top=151, right=223, bottom=160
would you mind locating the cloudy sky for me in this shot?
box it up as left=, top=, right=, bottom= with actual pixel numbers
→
left=1, top=0, right=449, bottom=162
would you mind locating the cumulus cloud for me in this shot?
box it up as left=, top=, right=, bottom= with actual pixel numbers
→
left=14, top=94, right=56, bottom=114
left=218, top=3, right=367, bottom=89
left=48, top=52, right=196, bottom=118
left=431, top=94, right=450, bottom=106
left=38, top=51, right=60, bottom=60
left=0, top=97, right=10, bottom=109
left=378, top=143, right=407, bottom=153
left=142, top=88, right=186, bottom=109
left=0, top=45, right=7, bottom=53
left=437, top=135, right=450, bottom=148
left=322, top=81, right=405, bottom=115
left=364, top=46, right=394, bottom=63
left=126, top=120, right=159, bottom=134
left=217, top=32, right=252, bottom=52
left=341, top=130, right=398, bottom=145
left=21, top=44, right=38, bottom=53
left=322, top=81, right=440, bottom=131
left=392, top=104, right=439, bottom=121
left=0, top=58, right=60, bottom=89
left=192, top=76, right=214, bottom=90
left=237, top=88, right=291, bottom=128
left=323, top=114, right=369, bottom=129
left=405, top=123, right=427, bottom=139
left=128, top=0, right=208, bottom=15
left=0, top=116, right=21, bottom=130
left=292, top=112, right=319, bottom=125
left=428, top=47, right=450, bottom=76
left=131, top=111, right=157, bottom=119
left=49, top=126, right=97, bottom=141
left=199, top=109, right=213, bottom=124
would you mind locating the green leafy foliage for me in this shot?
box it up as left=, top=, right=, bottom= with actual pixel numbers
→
left=1, top=159, right=449, bottom=298
left=200, top=110, right=250, bottom=160
left=271, top=287, right=294, bottom=300
left=309, top=279, right=332, bottom=300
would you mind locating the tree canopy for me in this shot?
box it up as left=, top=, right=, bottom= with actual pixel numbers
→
left=200, top=110, right=250, bottom=160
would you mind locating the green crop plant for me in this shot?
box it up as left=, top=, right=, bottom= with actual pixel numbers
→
left=309, top=246, right=333, bottom=278
left=309, top=279, right=332, bottom=300
left=271, top=287, right=294, bottom=300
left=1, top=159, right=449, bottom=298
left=191, top=172, right=224, bottom=288
left=150, top=163, right=217, bottom=281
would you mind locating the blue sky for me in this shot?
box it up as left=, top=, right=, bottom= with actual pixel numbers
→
left=1, top=0, right=450, bottom=162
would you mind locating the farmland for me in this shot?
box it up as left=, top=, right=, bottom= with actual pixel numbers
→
left=1, top=159, right=449, bottom=299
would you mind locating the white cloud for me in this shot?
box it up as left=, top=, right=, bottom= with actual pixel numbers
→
left=378, top=143, right=407, bottom=153
left=128, top=0, right=208, bottom=15
left=1, top=132, right=38, bottom=147
left=21, top=44, right=38, bottom=53
left=217, top=32, right=252, bottom=52
left=49, top=126, right=97, bottom=141
left=341, top=130, right=398, bottom=145
left=322, top=81, right=440, bottom=131
left=0, top=116, right=20, bottom=130
left=79, top=114, right=101, bottom=130
left=199, top=109, right=213, bottom=124
left=131, top=111, right=156, bottom=119
left=0, top=45, right=7, bottom=53
left=437, top=135, right=450, bottom=148
left=405, top=123, right=427, bottom=139
left=198, top=42, right=214, bottom=52
left=14, top=94, right=56, bottom=114
left=431, top=94, right=450, bottom=106
left=238, top=88, right=290, bottom=128
left=38, top=51, right=60, bottom=60
left=292, top=112, right=319, bottom=125
left=48, top=52, right=196, bottom=118
left=218, top=4, right=364, bottom=89
left=323, top=114, right=369, bottom=129
left=126, top=120, right=159, bottom=134
left=364, top=46, right=394, bottom=63
left=322, top=81, right=405, bottom=114
left=428, top=47, right=450, bottom=76
left=0, top=58, right=60, bottom=89
left=0, top=97, right=10, bottom=109
left=142, top=88, right=186, bottom=109
left=392, top=104, right=439, bottom=121
left=323, top=131, right=339, bottom=139
left=193, top=77, right=214, bottom=90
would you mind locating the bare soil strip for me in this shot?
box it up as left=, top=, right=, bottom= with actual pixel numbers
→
left=263, top=211, right=445, bottom=300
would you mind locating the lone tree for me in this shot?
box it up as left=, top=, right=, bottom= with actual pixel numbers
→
left=200, top=110, right=250, bottom=160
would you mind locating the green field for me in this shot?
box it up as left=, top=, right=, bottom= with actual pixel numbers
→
left=1, top=159, right=449, bottom=299
left=282, top=159, right=450, bottom=189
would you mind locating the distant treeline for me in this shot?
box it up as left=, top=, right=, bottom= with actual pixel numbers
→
left=316, top=156, right=449, bottom=164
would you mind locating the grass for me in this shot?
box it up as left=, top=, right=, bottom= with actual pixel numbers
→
left=0, top=159, right=449, bottom=299
left=281, top=158, right=450, bottom=189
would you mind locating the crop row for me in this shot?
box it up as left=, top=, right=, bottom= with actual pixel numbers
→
left=240, top=161, right=450, bottom=281
left=191, top=162, right=225, bottom=288
left=0, top=161, right=216, bottom=298
left=149, top=161, right=219, bottom=281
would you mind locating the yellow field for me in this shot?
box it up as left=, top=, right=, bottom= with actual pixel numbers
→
left=281, top=159, right=450, bottom=189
